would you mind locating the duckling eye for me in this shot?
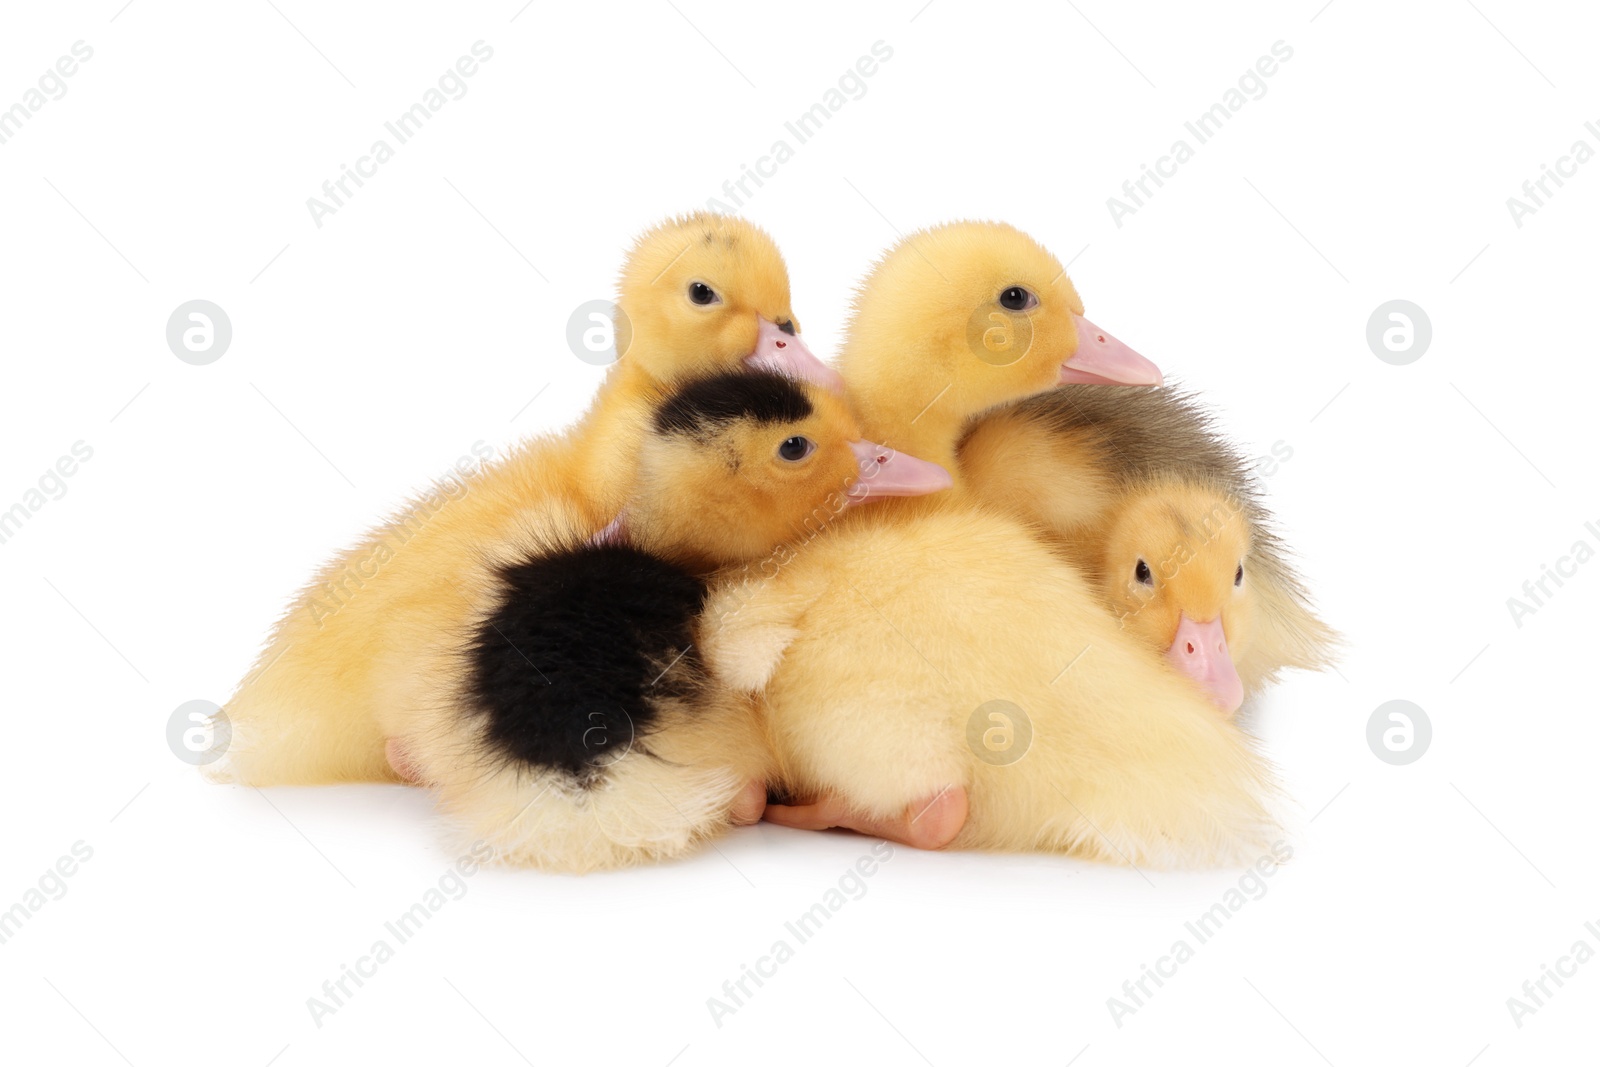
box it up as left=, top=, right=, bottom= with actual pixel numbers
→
left=1135, top=559, right=1152, bottom=585
left=1235, top=562, right=1244, bottom=587
left=777, top=436, right=815, bottom=462
left=999, top=286, right=1037, bottom=311
left=688, top=281, right=720, bottom=306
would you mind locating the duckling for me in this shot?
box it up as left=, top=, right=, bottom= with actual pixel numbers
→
left=958, top=386, right=1338, bottom=699
left=706, top=221, right=1279, bottom=867
left=211, top=213, right=841, bottom=787
left=562, top=213, right=846, bottom=527
left=393, top=370, right=949, bottom=872
left=1090, top=478, right=1254, bottom=713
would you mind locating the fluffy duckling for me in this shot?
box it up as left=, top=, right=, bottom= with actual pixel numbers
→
left=706, top=222, right=1279, bottom=867
left=211, top=213, right=840, bottom=787
left=397, top=370, right=949, bottom=872
left=958, top=386, right=1337, bottom=701
left=1090, top=479, right=1255, bottom=713
left=562, top=213, right=845, bottom=526
left=829, top=225, right=1159, bottom=479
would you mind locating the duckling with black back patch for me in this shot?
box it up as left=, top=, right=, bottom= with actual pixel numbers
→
left=208, top=213, right=846, bottom=788
left=466, top=543, right=711, bottom=789
left=398, top=369, right=950, bottom=872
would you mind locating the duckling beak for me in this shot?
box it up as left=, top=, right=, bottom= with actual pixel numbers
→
left=844, top=441, right=953, bottom=504
left=1165, top=613, right=1244, bottom=715
left=1059, top=316, right=1164, bottom=386
left=746, top=317, right=847, bottom=392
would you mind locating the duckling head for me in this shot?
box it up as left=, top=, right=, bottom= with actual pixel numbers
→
left=839, top=221, right=1161, bottom=455
left=616, top=213, right=843, bottom=391
left=1098, top=480, right=1256, bottom=715
left=614, top=370, right=951, bottom=570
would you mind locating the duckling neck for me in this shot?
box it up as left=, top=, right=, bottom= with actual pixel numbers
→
left=612, top=495, right=725, bottom=575
left=565, top=363, right=670, bottom=523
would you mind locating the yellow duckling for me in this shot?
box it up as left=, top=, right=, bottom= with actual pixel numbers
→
left=211, top=213, right=840, bottom=787
left=1089, top=478, right=1255, bottom=713
left=398, top=370, right=948, bottom=872
left=707, top=222, right=1278, bottom=867
left=958, top=387, right=1338, bottom=704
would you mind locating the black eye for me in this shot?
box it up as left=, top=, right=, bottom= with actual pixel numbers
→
left=1235, top=562, right=1244, bottom=587
left=777, top=436, right=814, bottom=462
left=689, top=281, right=719, bottom=306
left=999, top=286, right=1037, bottom=311
left=1135, top=559, right=1152, bottom=585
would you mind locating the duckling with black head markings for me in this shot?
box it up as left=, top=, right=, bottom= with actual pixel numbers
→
left=208, top=213, right=844, bottom=788
left=958, top=386, right=1338, bottom=703
left=396, top=369, right=949, bottom=872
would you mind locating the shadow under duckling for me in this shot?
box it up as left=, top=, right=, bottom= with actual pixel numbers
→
left=210, top=213, right=840, bottom=787
left=958, top=386, right=1339, bottom=702
left=397, top=370, right=948, bottom=872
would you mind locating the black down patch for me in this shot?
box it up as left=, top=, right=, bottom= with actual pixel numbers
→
left=467, top=542, right=710, bottom=785
left=653, top=369, right=813, bottom=440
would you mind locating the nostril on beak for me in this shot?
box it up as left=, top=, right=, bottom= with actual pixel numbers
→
left=777, top=319, right=796, bottom=336
left=775, top=340, right=786, bottom=349
left=1185, top=641, right=1196, bottom=654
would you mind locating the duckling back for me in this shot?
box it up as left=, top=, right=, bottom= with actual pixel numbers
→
left=465, top=541, right=711, bottom=785
left=959, top=386, right=1338, bottom=696
left=208, top=213, right=816, bottom=788
left=407, top=369, right=923, bottom=871
left=402, top=534, right=771, bottom=872
left=707, top=504, right=1279, bottom=868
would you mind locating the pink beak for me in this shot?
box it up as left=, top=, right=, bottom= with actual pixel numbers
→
left=1166, top=614, right=1244, bottom=714
left=845, top=440, right=953, bottom=505
left=746, top=318, right=846, bottom=392
left=1060, top=316, right=1164, bottom=386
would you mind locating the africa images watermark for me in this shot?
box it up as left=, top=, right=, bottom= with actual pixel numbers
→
left=1504, top=518, right=1599, bottom=629
left=1504, top=918, right=1600, bottom=1029
left=1505, top=119, right=1600, bottom=229
left=1106, top=840, right=1293, bottom=1028
left=305, top=41, right=495, bottom=228
left=703, top=40, right=894, bottom=213
left=306, top=840, right=496, bottom=1028
left=1107, top=40, right=1295, bottom=228
left=0, top=441, right=94, bottom=548
left=0, top=840, right=94, bottom=947
left=304, top=441, right=495, bottom=627
left=706, top=841, right=896, bottom=1028
left=1252, top=439, right=1293, bottom=480
left=0, top=40, right=94, bottom=148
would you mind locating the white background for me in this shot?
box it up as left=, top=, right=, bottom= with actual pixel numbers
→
left=2, top=1, right=1596, bottom=1063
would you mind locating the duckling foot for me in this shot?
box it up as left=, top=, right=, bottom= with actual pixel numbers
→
left=386, top=738, right=424, bottom=785
left=729, top=779, right=767, bottom=826
left=763, top=785, right=967, bottom=850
